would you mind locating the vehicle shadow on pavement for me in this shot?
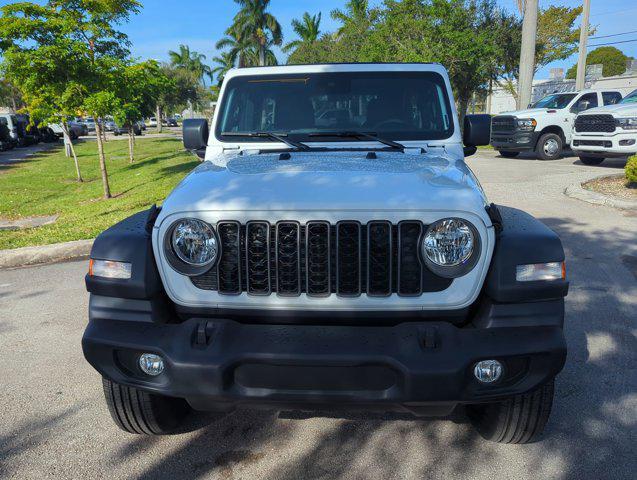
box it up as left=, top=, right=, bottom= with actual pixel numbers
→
left=106, top=216, right=636, bottom=480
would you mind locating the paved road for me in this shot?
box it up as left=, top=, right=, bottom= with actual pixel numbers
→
left=1, top=151, right=635, bottom=480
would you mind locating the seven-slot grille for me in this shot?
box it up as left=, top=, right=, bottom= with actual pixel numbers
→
left=190, top=221, right=452, bottom=297
left=575, top=114, right=616, bottom=133
left=491, top=116, right=516, bottom=133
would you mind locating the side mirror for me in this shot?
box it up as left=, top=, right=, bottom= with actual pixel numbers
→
left=463, top=114, right=491, bottom=156
left=183, top=118, right=209, bottom=156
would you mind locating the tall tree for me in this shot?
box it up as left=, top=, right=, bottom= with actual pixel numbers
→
left=212, top=51, right=237, bottom=86
left=331, top=0, right=375, bottom=34
left=215, top=25, right=253, bottom=68
left=0, top=0, right=140, bottom=192
left=283, top=12, right=321, bottom=54
left=168, top=44, right=212, bottom=86
left=230, top=0, right=282, bottom=66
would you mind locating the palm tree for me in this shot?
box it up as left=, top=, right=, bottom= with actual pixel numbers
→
left=211, top=51, right=236, bottom=86
left=331, top=0, right=372, bottom=34
left=215, top=25, right=253, bottom=68
left=231, top=0, right=282, bottom=67
left=282, top=12, right=321, bottom=54
left=168, top=44, right=212, bottom=86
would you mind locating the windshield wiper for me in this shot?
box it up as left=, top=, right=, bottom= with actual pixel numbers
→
left=221, top=131, right=310, bottom=151
left=308, top=131, right=406, bottom=152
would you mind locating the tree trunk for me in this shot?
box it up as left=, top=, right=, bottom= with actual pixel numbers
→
left=101, top=120, right=107, bottom=143
left=128, top=126, right=135, bottom=163
left=156, top=105, right=163, bottom=133
left=458, top=96, right=470, bottom=133
left=259, top=45, right=265, bottom=67
left=95, top=122, right=111, bottom=199
left=62, top=123, right=82, bottom=182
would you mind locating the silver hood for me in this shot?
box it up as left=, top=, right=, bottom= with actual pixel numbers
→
left=157, top=150, right=490, bottom=221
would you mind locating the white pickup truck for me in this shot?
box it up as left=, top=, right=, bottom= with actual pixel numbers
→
left=571, top=88, right=637, bottom=165
left=491, top=89, right=623, bottom=160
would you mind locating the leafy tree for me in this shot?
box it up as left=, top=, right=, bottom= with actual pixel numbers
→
left=283, top=12, right=321, bottom=54
left=566, top=47, right=632, bottom=79
left=0, top=0, right=140, bottom=190
left=0, top=78, right=23, bottom=112
left=536, top=6, right=586, bottom=73
left=84, top=90, right=120, bottom=198
left=113, top=60, right=167, bottom=163
left=168, top=44, right=212, bottom=86
left=331, top=0, right=376, bottom=35
left=230, top=0, right=282, bottom=66
left=156, top=64, right=200, bottom=126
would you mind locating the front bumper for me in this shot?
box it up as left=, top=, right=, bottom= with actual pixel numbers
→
left=572, top=132, right=637, bottom=157
left=490, top=131, right=540, bottom=152
left=82, top=307, right=566, bottom=416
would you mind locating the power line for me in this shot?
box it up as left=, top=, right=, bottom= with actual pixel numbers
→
left=588, top=38, right=637, bottom=48
left=590, top=30, right=637, bottom=40
left=591, top=7, right=637, bottom=18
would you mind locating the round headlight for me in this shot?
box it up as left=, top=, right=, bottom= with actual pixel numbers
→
left=422, top=218, right=480, bottom=278
left=170, top=218, right=218, bottom=267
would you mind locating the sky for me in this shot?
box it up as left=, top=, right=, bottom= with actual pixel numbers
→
left=2, top=0, right=636, bottom=80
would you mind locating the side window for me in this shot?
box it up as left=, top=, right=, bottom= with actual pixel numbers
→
left=572, top=93, right=598, bottom=113
left=602, top=92, right=622, bottom=105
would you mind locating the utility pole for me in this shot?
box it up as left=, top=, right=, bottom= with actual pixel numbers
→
left=517, top=0, right=538, bottom=109
left=575, top=0, right=591, bottom=90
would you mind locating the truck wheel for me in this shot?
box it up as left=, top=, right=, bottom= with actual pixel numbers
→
left=498, top=151, right=519, bottom=158
left=102, top=378, right=191, bottom=435
left=579, top=156, right=605, bottom=166
left=535, top=133, right=563, bottom=160
left=467, top=381, right=554, bottom=444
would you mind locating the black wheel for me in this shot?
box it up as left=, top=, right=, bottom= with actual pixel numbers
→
left=498, top=151, right=520, bottom=158
left=467, top=381, right=555, bottom=444
left=69, top=131, right=78, bottom=141
left=102, top=377, right=191, bottom=435
left=579, top=156, right=605, bottom=166
left=535, top=133, right=563, bottom=160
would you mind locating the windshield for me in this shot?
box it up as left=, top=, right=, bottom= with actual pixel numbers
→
left=216, top=71, right=454, bottom=142
left=620, top=90, right=637, bottom=104
left=531, top=93, right=577, bottom=109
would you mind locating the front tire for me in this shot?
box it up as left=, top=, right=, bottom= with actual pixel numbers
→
left=467, top=381, right=555, bottom=444
left=499, top=151, right=520, bottom=158
left=102, top=378, right=191, bottom=435
left=535, top=133, right=563, bottom=160
left=579, top=156, right=605, bottom=166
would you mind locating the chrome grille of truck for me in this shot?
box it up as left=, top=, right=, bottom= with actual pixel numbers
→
left=191, top=221, right=452, bottom=296
left=574, top=114, right=616, bottom=133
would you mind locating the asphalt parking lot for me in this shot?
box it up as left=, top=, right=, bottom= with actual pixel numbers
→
left=1, top=150, right=635, bottom=480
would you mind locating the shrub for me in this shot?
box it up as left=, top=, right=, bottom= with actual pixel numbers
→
left=626, top=155, right=637, bottom=186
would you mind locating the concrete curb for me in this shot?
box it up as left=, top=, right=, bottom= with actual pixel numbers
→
left=0, top=239, right=93, bottom=269
left=564, top=173, right=637, bottom=211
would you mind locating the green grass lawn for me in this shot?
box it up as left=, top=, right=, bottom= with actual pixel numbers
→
left=0, top=137, right=199, bottom=249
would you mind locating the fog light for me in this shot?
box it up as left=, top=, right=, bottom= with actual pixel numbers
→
left=474, top=360, right=503, bottom=383
left=139, top=353, right=164, bottom=376
left=619, top=139, right=636, bottom=146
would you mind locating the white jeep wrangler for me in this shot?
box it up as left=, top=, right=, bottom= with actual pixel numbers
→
left=572, top=88, right=637, bottom=165
left=83, top=63, right=568, bottom=444
left=491, top=89, right=623, bottom=160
